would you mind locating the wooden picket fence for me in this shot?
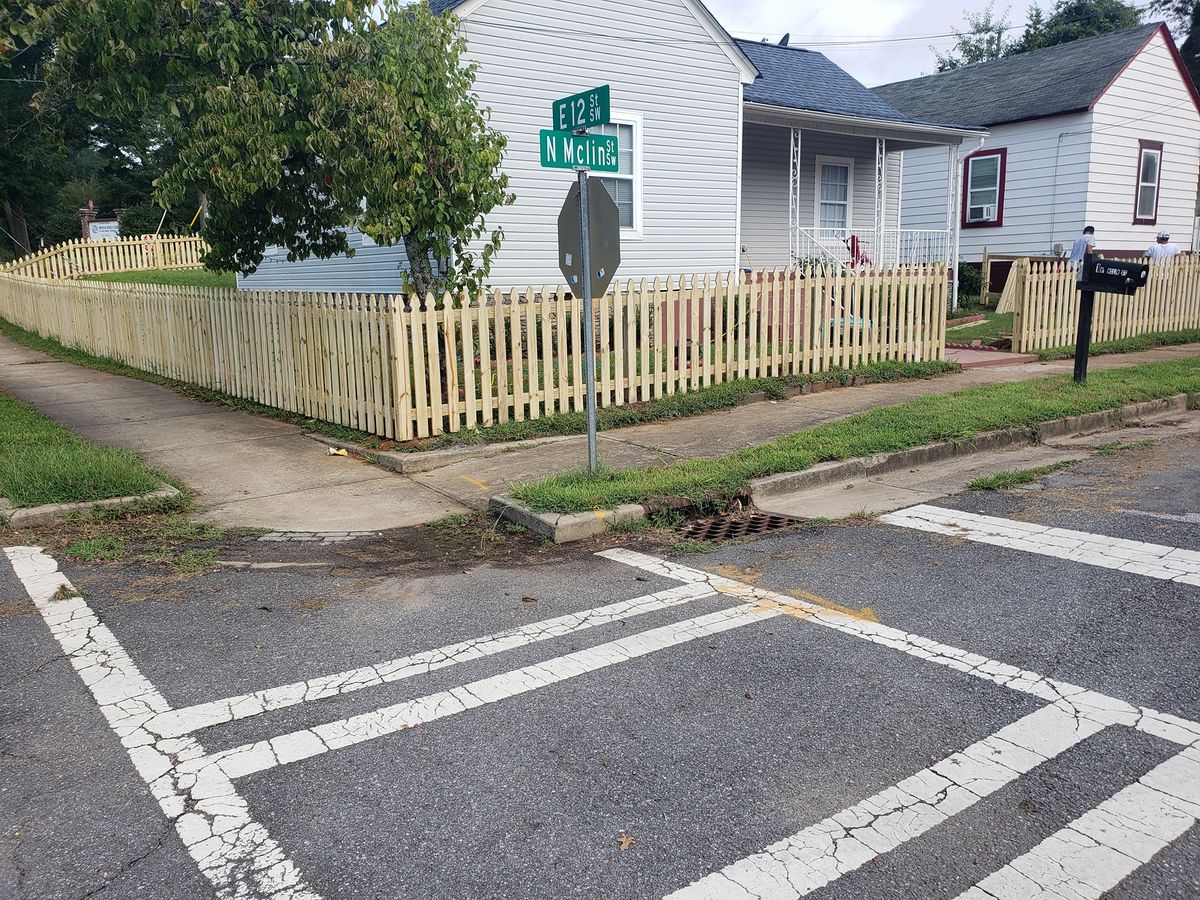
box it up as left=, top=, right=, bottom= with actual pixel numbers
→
left=0, top=264, right=947, bottom=441
left=1005, top=256, right=1200, bottom=352
left=1, top=235, right=209, bottom=280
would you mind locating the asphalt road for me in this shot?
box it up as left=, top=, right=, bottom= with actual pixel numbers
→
left=2, top=430, right=1198, bottom=900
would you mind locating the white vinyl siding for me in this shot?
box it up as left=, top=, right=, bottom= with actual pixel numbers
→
left=459, top=0, right=745, bottom=287
left=238, top=229, right=413, bottom=292
left=898, top=112, right=1092, bottom=261
left=1087, top=31, right=1200, bottom=250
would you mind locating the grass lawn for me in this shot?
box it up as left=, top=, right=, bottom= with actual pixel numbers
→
left=1035, top=328, right=1200, bottom=361
left=0, top=393, right=167, bottom=508
left=511, top=357, right=1200, bottom=514
left=85, top=268, right=235, bottom=289
left=946, top=311, right=1014, bottom=345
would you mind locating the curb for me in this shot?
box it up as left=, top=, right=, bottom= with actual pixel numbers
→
left=309, top=434, right=573, bottom=474
left=490, top=393, right=1191, bottom=544
left=2, top=484, right=182, bottom=530
left=307, top=368, right=958, bottom=475
left=488, top=494, right=645, bottom=544
left=752, top=393, right=1190, bottom=502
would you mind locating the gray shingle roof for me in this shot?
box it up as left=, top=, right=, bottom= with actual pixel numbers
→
left=874, top=23, right=1162, bottom=128
left=428, top=0, right=466, bottom=13
left=736, top=39, right=918, bottom=123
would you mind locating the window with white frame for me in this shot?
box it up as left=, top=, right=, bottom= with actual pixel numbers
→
left=596, top=121, right=637, bottom=229
left=1134, top=141, right=1163, bottom=225
left=965, top=151, right=1004, bottom=225
left=816, top=159, right=851, bottom=231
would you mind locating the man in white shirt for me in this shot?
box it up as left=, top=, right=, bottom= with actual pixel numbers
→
left=1068, top=226, right=1097, bottom=280
left=1146, top=231, right=1182, bottom=261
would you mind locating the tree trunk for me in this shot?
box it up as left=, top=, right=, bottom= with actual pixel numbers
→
left=3, top=195, right=31, bottom=256
left=404, top=234, right=436, bottom=308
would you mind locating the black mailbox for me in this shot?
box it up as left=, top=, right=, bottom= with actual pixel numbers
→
left=1080, top=259, right=1149, bottom=295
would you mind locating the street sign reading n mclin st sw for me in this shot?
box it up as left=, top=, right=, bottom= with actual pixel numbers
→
left=552, top=84, right=610, bottom=131
left=539, top=130, right=619, bottom=172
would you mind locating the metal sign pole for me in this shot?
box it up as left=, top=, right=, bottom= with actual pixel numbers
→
left=1074, top=252, right=1095, bottom=385
left=577, top=166, right=598, bottom=474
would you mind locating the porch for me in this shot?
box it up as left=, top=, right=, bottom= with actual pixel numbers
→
left=739, top=111, right=966, bottom=272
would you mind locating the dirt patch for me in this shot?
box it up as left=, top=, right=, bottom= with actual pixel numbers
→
left=0, top=597, right=36, bottom=618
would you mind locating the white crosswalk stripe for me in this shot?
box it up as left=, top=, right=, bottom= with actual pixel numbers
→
left=954, top=745, right=1200, bottom=900
left=598, top=549, right=1200, bottom=900
left=879, top=504, right=1200, bottom=585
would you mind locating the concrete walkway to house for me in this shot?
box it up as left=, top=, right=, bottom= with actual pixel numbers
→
left=2, top=331, right=1197, bottom=531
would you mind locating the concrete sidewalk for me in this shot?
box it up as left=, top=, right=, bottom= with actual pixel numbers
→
left=0, top=336, right=466, bottom=531
left=1, top=331, right=1196, bottom=531
left=411, top=343, right=1200, bottom=509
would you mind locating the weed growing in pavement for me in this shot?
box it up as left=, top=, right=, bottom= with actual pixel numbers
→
left=1092, top=439, right=1157, bottom=457
left=608, top=517, right=653, bottom=534
left=967, top=461, right=1078, bottom=491
left=511, top=357, right=1200, bottom=514
left=49, top=584, right=80, bottom=602
left=669, top=540, right=712, bottom=555
left=64, top=535, right=128, bottom=562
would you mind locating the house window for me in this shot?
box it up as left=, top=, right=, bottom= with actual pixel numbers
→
left=816, top=157, right=852, bottom=231
left=596, top=121, right=637, bottom=230
left=1134, top=140, right=1163, bottom=225
left=963, top=149, right=1006, bottom=227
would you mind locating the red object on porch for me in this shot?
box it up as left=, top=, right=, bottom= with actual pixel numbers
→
left=845, top=234, right=872, bottom=268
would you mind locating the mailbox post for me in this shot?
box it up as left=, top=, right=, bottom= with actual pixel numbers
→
left=1074, top=255, right=1149, bottom=384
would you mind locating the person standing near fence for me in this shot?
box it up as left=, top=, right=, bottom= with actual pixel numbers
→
left=1145, top=231, right=1181, bottom=261
left=1068, top=226, right=1101, bottom=281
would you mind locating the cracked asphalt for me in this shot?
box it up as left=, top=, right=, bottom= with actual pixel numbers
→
left=2, top=430, right=1198, bottom=899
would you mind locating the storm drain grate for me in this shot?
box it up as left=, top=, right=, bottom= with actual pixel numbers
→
left=678, top=512, right=801, bottom=542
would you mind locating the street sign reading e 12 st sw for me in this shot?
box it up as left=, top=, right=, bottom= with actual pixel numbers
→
left=539, top=130, right=619, bottom=172
left=552, top=84, right=610, bottom=131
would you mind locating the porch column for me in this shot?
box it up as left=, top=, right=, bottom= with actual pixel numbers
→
left=875, top=138, right=885, bottom=266
left=946, top=144, right=962, bottom=310
left=789, top=127, right=802, bottom=263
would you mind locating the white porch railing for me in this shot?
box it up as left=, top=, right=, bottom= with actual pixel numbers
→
left=793, top=228, right=951, bottom=268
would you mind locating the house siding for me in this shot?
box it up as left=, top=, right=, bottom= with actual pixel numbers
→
left=459, top=0, right=745, bottom=287
left=238, top=230, right=412, bottom=293
left=1086, top=30, right=1200, bottom=253
left=899, top=112, right=1092, bottom=261
left=739, top=122, right=904, bottom=268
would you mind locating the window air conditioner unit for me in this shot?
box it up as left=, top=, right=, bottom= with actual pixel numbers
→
left=981, top=204, right=997, bottom=221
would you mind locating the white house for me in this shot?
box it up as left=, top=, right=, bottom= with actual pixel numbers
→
left=874, top=23, right=1200, bottom=269
left=240, top=0, right=983, bottom=292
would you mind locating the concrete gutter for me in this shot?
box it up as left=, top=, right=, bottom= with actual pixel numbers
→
left=490, top=393, right=1191, bottom=544
left=2, top=484, right=182, bottom=530
left=751, top=394, right=1191, bottom=502
left=309, top=433, right=572, bottom=474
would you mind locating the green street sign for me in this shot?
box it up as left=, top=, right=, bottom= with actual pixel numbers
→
left=539, top=130, right=619, bottom=172
left=552, top=84, right=610, bottom=131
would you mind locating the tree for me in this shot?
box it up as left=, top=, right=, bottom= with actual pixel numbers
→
left=1009, top=6, right=1049, bottom=54
left=1152, top=0, right=1200, bottom=88
left=5, top=0, right=513, bottom=296
left=934, top=4, right=1015, bottom=70
left=1183, top=7, right=1200, bottom=89
left=1020, top=0, right=1142, bottom=50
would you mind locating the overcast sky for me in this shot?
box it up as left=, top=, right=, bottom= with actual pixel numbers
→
left=704, top=0, right=1042, bottom=87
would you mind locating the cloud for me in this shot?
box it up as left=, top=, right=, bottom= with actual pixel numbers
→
left=706, top=0, right=1039, bottom=85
